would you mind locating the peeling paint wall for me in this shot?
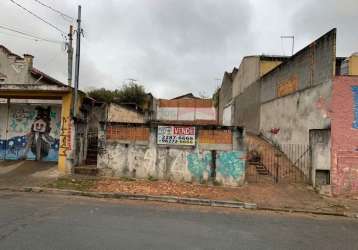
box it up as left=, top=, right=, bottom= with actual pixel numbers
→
left=98, top=127, right=246, bottom=186
left=107, top=103, right=145, bottom=124
left=260, top=81, right=332, bottom=145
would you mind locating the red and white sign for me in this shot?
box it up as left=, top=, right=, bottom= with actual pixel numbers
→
left=157, top=126, right=195, bottom=146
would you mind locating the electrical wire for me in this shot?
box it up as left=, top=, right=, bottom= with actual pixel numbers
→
left=33, top=0, right=74, bottom=22
left=0, top=25, right=64, bottom=44
left=9, top=0, right=66, bottom=36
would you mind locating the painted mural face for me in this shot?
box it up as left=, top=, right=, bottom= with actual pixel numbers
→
left=20, top=106, right=55, bottom=161
left=33, top=119, right=47, bottom=133
left=0, top=103, right=61, bottom=161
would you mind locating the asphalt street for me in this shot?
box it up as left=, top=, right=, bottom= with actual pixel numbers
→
left=0, top=191, right=357, bottom=250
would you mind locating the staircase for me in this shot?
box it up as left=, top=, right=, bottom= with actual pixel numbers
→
left=74, top=131, right=99, bottom=176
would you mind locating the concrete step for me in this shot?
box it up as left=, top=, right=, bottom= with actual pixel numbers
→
left=74, top=166, right=98, bottom=176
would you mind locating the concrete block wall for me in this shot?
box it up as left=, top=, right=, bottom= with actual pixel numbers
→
left=218, top=70, right=236, bottom=125
left=233, top=80, right=261, bottom=133
left=97, top=126, right=246, bottom=186
left=331, top=76, right=358, bottom=196
left=260, top=29, right=336, bottom=103
left=231, top=29, right=336, bottom=141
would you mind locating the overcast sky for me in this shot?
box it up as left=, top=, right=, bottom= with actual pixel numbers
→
left=0, top=0, right=357, bottom=98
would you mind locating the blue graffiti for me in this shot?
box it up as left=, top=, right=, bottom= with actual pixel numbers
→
left=352, top=86, right=358, bottom=129
left=0, top=136, right=59, bottom=161
left=187, top=152, right=211, bottom=179
left=217, top=151, right=245, bottom=179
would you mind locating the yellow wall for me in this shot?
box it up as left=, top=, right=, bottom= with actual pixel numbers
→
left=58, top=92, right=72, bottom=174
left=349, top=55, right=358, bottom=76
left=259, top=60, right=282, bottom=76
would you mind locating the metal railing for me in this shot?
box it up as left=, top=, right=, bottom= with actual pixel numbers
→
left=246, top=143, right=311, bottom=184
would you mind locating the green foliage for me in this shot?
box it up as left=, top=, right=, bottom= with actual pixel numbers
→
left=147, top=175, right=158, bottom=181
left=87, top=83, right=147, bottom=108
left=212, top=86, right=220, bottom=107
left=115, top=83, right=147, bottom=107
left=87, top=88, right=117, bottom=103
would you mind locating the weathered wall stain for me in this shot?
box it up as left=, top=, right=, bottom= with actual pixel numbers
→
left=98, top=127, right=246, bottom=186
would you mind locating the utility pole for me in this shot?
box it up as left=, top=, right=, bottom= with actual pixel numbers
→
left=73, top=5, right=81, bottom=118
left=67, top=25, right=73, bottom=87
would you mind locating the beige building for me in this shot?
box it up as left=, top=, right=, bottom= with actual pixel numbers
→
left=232, top=55, right=288, bottom=98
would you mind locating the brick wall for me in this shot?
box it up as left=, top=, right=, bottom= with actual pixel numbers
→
left=198, top=129, right=232, bottom=145
left=331, top=76, right=358, bottom=195
left=159, top=99, right=213, bottom=108
left=157, top=98, right=217, bottom=122
left=106, top=126, right=150, bottom=141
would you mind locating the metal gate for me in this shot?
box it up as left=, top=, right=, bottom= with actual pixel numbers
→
left=85, top=128, right=98, bottom=165
left=246, top=143, right=311, bottom=184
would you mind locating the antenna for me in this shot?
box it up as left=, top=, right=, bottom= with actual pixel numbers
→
left=124, top=78, right=138, bottom=85
left=280, top=35, right=295, bottom=56
left=214, top=78, right=221, bottom=87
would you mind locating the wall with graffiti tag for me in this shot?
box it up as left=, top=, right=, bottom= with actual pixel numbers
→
left=97, top=126, right=246, bottom=186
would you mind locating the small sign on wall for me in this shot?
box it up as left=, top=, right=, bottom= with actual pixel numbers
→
left=157, top=126, right=195, bottom=146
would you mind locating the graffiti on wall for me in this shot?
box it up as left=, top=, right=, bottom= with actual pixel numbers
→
left=352, top=86, right=358, bottom=129
left=0, top=104, right=61, bottom=161
left=217, top=151, right=245, bottom=179
left=59, top=116, right=71, bottom=157
left=187, top=151, right=246, bottom=182
left=187, top=152, right=211, bottom=179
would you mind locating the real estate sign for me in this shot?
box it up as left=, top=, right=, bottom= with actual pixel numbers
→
left=157, top=126, right=195, bottom=146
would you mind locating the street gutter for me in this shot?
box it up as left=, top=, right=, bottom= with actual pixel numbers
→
left=1, top=186, right=356, bottom=218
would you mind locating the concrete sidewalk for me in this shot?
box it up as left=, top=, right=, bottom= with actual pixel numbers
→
left=0, top=160, right=60, bottom=188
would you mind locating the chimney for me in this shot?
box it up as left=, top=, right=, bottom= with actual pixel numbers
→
left=23, top=54, right=34, bottom=70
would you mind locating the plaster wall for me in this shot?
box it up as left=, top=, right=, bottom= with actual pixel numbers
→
left=260, top=81, right=332, bottom=145
left=97, top=128, right=246, bottom=186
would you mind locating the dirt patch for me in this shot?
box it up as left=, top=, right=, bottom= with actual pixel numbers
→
left=45, top=177, right=358, bottom=216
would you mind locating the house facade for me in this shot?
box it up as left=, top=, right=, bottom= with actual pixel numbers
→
left=0, top=45, right=92, bottom=174
left=96, top=93, right=246, bottom=186
left=217, top=28, right=358, bottom=195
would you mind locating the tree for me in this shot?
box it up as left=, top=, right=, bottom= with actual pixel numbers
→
left=114, top=83, right=147, bottom=107
left=87, top=83, right=147, bottom=109
left=87, top=88, right=117, bottom=103
left=212, top=86, right=220, bottom=107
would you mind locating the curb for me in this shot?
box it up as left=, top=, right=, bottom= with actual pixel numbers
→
left=256, top=206, right=351, bottom=217
left=1, top=187, right=356, bottom=218
left=0, top=186, right=257, bottom=209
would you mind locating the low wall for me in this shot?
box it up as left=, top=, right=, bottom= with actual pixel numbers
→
left=97, top=125, right=246, bottom=186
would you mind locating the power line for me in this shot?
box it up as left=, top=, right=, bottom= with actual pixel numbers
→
left=33, top=0, right=74, bottom=22
left=0, top=25, right=64, bottom=44
left=9, top=0, right=66, bottom=36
